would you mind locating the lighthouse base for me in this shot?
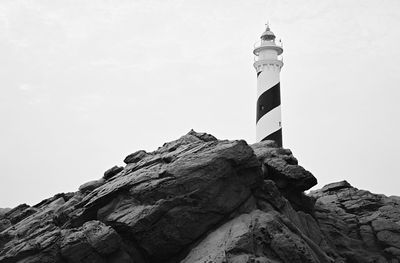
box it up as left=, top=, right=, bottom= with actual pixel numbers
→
left=261, top=128, right=282, bottom=147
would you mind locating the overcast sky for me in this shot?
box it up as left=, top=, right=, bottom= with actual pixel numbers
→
left=1, top=0, right=399, bottom=208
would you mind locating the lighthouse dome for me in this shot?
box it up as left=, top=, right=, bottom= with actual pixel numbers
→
left=260, top=27, right=276, bottom=41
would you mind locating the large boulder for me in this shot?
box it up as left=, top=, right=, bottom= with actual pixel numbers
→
left=75, top=133, right=261, bottom=262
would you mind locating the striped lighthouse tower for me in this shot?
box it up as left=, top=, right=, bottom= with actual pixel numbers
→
left=253, top=24, right=284, bottom=146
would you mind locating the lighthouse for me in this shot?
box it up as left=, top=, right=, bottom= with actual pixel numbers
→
left=253, top=25, right=284, bottom=146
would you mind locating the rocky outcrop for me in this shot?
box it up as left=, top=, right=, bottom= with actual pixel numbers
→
left=0, top=131, right=398, bottom=263
left=309, top=181, right=400, bottom=262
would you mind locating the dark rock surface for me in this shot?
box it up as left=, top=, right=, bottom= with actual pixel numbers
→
left=0, top=131, right=399, bottom=262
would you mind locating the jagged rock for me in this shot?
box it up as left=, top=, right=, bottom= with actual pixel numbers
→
left=83, top=134, right=261, bottom=262
left=0, top=131, right=399, bottom=263
left=1, top=204, right=38, bottom=225
left=310, top=181, right=400, bottom=262
left=0, top=197, right=66, bottom=262
left=103, top=165, right=124, bottom=180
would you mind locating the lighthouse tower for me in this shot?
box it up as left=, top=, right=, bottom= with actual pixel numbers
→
left=253, top=25, right=284, bottom=146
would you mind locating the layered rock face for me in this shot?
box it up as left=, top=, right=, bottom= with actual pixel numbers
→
left=0, top=131, right=399, bottom=263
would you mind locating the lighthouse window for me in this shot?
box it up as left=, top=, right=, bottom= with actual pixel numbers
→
left=260, top=105, right=265, bottom=111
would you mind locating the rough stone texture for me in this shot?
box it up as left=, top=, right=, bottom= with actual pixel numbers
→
left=182, top=210, right=333, bottom=263
left=309, top=180, right=400, bottom=262
left=1, top=204, right=38, bottom=225
left=251, top=141, right=317, bottom=214
left=0, top=131, right=399, bottom=263
left=60, top=220, right=123, bottom=262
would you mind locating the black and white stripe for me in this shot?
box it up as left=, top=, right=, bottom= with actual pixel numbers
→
left=256, top=79, right=282, bottom=146
left=256, top=82, right=280, bottom=122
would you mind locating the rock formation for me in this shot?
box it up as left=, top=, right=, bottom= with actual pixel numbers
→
left=0, top=130, right=399, bottom=262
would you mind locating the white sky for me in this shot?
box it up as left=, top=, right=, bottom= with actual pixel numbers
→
left=1, top=0, right=400, bottom=208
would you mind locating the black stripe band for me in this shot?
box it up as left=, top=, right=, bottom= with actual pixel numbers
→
left=256, top=82, right=281, bottom=122
left=257, top=71, right=261, bottom=77
left=261, top=128, right=282, bottom=147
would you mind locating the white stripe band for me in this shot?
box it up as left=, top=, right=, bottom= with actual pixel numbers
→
left=256, top=105, right=282, bottom=142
